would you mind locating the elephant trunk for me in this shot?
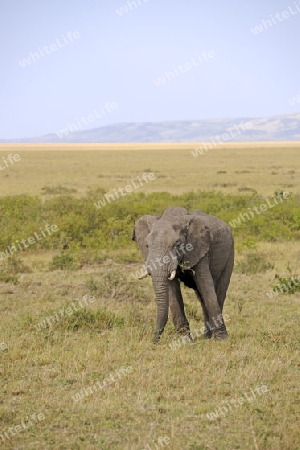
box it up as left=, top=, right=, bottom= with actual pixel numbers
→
left=151, top=274, right=169, bottom=343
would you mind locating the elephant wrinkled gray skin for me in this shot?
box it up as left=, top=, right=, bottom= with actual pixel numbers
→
left=132, top=207, right=234, bottom=343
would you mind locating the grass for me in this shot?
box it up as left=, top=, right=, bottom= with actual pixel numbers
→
left=0, top=143, right=299, bottom=197
left=1, top=261, right=299, bottom=449
left=41, top=185, right=78, bottom=195
left=0, top=143, right=300, bottom=449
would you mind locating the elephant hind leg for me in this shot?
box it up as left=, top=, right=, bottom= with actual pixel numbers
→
left=215, top=246, right=234, bottom=312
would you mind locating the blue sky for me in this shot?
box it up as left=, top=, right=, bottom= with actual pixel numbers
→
left=0, top=0, right=300, bottom=139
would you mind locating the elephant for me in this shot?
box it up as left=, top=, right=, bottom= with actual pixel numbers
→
left=132, top=207, right=234, bottom=343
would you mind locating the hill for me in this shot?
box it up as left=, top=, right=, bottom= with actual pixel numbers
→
left=2, top=112, right=300, bottom=143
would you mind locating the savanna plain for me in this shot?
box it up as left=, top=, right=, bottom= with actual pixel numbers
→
left=0, top=143, right=299, bottom=450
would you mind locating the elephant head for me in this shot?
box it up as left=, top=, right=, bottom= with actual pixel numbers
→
left=132, top=207, right=212, bottom=341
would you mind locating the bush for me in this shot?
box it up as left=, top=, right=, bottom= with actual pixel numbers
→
left=60, top=308, right=124, bottom=331
left=273, top=274, right=300, bottom=295
left=41, top=185, right=77, bottom=195
left=50, top=252, right=77, bottom=270
left=0, top=190, right=299, bottom=260
left=236, top=252, right=274, bottom=275
left=84, top=270, right=150, bottom=303
left=0, top=256, right=31, bottom=284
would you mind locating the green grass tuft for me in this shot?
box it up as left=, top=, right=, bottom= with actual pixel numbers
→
left=58, top=308, right=125, bottom=331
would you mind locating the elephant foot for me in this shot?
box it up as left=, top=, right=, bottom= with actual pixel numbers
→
left=183, top=330, right=194, bottom=342
left=202, top=329, right=212, bottom=339
left=213, top=325, right=228, bottom=341
left=153, top=328, right=164, bottom=344
left=177, top=326, right=194, bottom=342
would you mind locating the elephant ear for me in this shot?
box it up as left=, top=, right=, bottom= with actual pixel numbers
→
left=183, top=215, right=212, bottom=268
left=132, top=215, right=159, bottom=260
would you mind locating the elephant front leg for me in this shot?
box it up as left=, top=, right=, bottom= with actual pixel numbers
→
left=168, top=278, right=193, bottom=341
left=195, top=291, right=212, bottom=339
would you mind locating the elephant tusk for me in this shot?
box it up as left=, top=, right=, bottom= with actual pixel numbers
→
left=138, top=270, right=148, bottom=280
left=168, top=270, right=176, bottom=281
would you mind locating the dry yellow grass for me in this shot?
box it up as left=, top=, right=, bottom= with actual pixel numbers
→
left=0, top=143, right=299, bottom=197
left=1, top=255, right=299, bottom=449
left=1, top=143, right=300, bottom=449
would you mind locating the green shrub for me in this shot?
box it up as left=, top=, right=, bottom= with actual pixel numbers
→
left=0, top=190, right=299, bottom=260
left=84, top=276, right=98, bottom=293
left=0, top=256, right=31, bottom=284
left=236, top=252, right=274, bottom=275
left=273, top=274, right=300, bottom=294
left=84, top=270, right=150, bottom=303
left=50, top=252, right=77, bottom=270
left=60, top=308, right=124, bottom=331
left=41, top=185, right=77, bottom=195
